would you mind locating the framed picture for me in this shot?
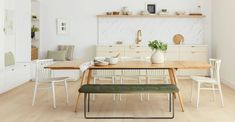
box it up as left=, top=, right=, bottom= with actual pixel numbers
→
left=4, top=9, right=15, bottom=35
left=57, top=19, right=69, bottom=35
left=146, top=3, right=156, bottom=14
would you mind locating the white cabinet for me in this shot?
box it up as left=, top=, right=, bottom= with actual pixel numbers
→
left=15, top=0, right=31, bottom=62
left=96, top=44, right=209, bottom=77
left=96, top=45, right=125, bottom=57
left=0, top=63, right=31, bottom=94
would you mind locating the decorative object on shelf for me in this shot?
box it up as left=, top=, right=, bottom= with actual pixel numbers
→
left=106, top=12, right=112, bottom=15
left=32, top=13, right=37, bottom=19
left=121, top=6, right=129, bottom=15
left=139, top=11, right=149, bottom=15
left=112, top=11, right=120, bottom=15
left=175, top=11, right=186, bottom=16
left=146, top=3, right=156, bottom=14
left=173, top=34, right=184, bottom=45
left=116, top=41, right=123, bottom=45
left=31, top=25, right=39, bottom=39
left=57, top=18, right=69, bottom=35
left=148, top=40, right=168, bottom=64
left=158, top=9, right=169, bottom=16
left=189, top=5, right=203, bottom=16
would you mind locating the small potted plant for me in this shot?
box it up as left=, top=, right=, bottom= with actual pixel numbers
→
left=31, top=26, right=39, bottom=39
left=148, top=40, right=168, bottom=64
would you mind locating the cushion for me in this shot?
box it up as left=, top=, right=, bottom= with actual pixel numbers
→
left=58, top=45, right=74, bottom=61
left=5, top=52, right=15, bottom=66
left=79, top=84, right=179, bottom=93
left=46, top=50, right=67, bottom=61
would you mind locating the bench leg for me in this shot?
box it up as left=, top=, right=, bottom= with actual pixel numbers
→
left=88, top=93, right=90, bottom=112
left=84, top=93, right=174, bottom=119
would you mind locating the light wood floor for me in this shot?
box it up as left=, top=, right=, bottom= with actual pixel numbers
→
left=0, top=79, right=235, bottom=122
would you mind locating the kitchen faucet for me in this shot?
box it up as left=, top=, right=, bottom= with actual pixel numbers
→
left=136, top=30, right=142, bottom=44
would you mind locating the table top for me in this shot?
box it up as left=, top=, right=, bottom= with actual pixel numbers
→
left=45, top=60, right=81, bottom=70
left=46, top=60, right=210, bottom=70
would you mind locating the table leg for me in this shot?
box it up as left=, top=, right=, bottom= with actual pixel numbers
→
left=75, top=70, right=88, bottom=112
left=86, top=70, right=92, bottom=84
left=168, top=69, right=176, bottom=99
left=168, top=69, right=185, bottom=112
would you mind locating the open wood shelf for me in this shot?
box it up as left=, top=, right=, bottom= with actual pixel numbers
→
left=97, top=15, right=206, bottom=18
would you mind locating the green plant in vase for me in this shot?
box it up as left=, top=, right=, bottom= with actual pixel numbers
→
left=148, top=40, right=168, bottom=63
left=31, top=26, right=39, bottom=39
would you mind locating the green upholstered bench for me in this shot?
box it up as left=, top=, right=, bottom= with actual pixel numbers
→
left=79, top=84, right=179, bottom=119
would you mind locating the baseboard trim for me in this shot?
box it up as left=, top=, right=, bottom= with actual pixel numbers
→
left=222, top=78, right=235, bottom=90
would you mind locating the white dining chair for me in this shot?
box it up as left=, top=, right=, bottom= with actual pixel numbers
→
left=191, top=59, right=224, bottom=108
left=119, top=56, right=145, bottom=101
left=92, top=70, right=116, bottom=100
left=32, top=59, right=69, bottom=108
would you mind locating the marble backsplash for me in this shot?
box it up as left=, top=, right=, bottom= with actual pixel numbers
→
left=98, top=17, right=204, bottom=45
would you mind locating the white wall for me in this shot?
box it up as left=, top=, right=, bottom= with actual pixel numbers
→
left=212, top=0, right=235, bottom=87
left=0, top=0, right=5, bottom=69
left=40, top=0, right=212, bottom=62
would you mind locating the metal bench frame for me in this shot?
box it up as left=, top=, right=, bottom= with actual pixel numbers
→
left=83, top=92, right=174, bottom=119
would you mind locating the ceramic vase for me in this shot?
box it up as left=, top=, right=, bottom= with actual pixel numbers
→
left=151, top=50, right=165, bottom=64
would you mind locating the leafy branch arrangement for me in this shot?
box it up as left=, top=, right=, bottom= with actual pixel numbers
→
left=148, top=40, right=168, bottom=52
left=31, top=26, right=39, bottom=33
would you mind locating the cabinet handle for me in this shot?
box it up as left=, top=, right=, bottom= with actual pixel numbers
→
left=192, top=46, right=195, bottom=48
left=11, top=69, right=15, bottom=71
left=136, top=51, right=140, bottom=53
left=109, top=45, right=113, bottom=47
left=109, top=51, right=113, bottom=53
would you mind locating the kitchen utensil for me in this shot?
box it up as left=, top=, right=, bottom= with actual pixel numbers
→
left=173, top=34, right=184, bottom=45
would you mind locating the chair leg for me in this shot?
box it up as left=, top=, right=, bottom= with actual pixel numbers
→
left=32, top=82, right=38, bottom=106
left=92, top=78, right=96, bottom=101
left=196, top=82, right=201, bottom=109
left=75, top=93, right=81, bottom=112
left=212, top=84, right=216, bottom=101
left=51, top=82, right=56, bottom=108
left=218, top=84, right=224, bottom=107
left=191, top=81, right=194, bottom=103
left=119, top=77, right=123, bottom=101
left=64, top=80, right=69, bottom=104
left=147, top=77, right=150, bottom=101
left=139, top=77, right=143, bottom=101
left=112, top=77, right=116, bottom=101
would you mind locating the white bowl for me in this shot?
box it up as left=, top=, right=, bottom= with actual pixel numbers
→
left=105, top=57, right=119, bottom=65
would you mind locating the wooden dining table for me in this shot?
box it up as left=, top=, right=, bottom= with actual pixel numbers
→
left=46, top=60, right=211, bottom=112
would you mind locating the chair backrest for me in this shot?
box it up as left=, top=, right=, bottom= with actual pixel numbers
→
left=209, top=59, right=221, bottom=82
left=145, top=57, right=168, bottom=76
left=120, top=56, right=145, bottom=76
left=35, top=59, right=54, bottom=82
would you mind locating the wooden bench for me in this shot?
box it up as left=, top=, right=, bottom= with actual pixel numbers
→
left=79, top=84, right=179, bottom=119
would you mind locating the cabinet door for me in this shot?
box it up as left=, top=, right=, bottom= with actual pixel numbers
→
left=96, top=45, right=125, bottom=57
left=4, top=67, right=17, bottom=91
left=15, top=0, right=31, bottom=62
left=16, top=63, right=31, bottom=84
left=180, top=52, right=208, bottom=76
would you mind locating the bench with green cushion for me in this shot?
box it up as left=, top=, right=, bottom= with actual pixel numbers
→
left=79, top=84, right=179, bottom=94
left=79, top=84, right=179, bottom=119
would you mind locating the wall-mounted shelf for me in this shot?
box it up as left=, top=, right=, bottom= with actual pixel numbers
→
left=97, top=15, right=206, bottom=18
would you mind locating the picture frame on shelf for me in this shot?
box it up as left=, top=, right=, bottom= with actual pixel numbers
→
left=56, top=18, right=69, bottom=35
left=146, top=3, right=156, bottom=14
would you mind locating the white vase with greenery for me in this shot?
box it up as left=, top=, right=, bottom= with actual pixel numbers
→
left=148, top=40, right=168, bottom=64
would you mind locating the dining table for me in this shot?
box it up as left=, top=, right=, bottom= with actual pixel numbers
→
left=46, top=60, right=211, bottom=112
